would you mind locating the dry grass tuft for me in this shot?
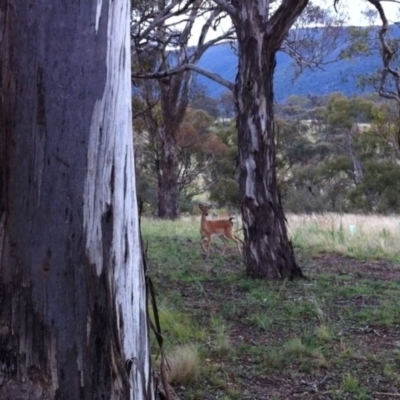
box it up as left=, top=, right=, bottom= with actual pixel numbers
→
left=316, top=324, right=333, bottom=342
left=167, top=345, right=200, bottom=385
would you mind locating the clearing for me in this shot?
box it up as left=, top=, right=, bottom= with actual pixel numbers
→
left=144, top=218, right=400, bottom=399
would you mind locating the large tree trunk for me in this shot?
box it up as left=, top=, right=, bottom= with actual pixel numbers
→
left=233, top=1, right=308, bottom=280
left=0, top=1, right=153, bottom=399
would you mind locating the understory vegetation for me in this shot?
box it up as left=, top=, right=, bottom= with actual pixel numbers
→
left=143, top=213, right=400, bottom=399
left=137, top=92, right=400, bottom=216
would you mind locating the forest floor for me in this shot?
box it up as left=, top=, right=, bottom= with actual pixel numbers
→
left=144, top=223, right=400, bottom=400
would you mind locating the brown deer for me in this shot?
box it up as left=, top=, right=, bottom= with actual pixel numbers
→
left=199, top=204, right=243, bottom=258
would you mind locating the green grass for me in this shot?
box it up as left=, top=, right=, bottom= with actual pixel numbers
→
left=143, top=216, right=400, bottom=398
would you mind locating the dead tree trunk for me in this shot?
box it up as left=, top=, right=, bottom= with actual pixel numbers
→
left=232, top=1, right=308, bottom=279
left=0, top=1, right=153, bottom=399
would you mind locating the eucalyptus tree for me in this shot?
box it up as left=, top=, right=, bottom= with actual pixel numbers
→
left=0, top=1, right=152, bottom=398
left=133, top=0, right=352, bottom=279
left=341, top=0, right=400, bottom=156
left=132, top=0, right=234, bottom=219
left=203, top=0, right=341, bottom=279
left=134, top=105, right=227, bottom=211
left=370, top=0, right=400, bottom=154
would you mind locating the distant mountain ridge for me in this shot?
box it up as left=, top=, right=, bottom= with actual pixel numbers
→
left=195, top=28, right=388, bottom=102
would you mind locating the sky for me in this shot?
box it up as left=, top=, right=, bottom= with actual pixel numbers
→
left=187, top=0, right=399, bottom=46
left=340, top=0, right=399, bottom=25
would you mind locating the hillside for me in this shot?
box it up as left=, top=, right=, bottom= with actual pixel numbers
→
left=196, top=28, right=388, bottom=102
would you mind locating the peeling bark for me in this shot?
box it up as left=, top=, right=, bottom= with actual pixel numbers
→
left=0, top=1, right=152, bottom=399
left=232, top=1, right=308, bottom=279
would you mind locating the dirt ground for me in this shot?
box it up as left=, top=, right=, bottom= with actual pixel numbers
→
left=151, top=245, right=400, bottom=400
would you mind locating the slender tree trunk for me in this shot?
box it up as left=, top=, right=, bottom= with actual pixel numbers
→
left=156, top=128, right=179, bottom=219
left=0, top=1, right=153, bottom=399
left=155, top=72, right=192, bottom=219
left=233, top=2, right=307, bottom=280
left=345, top=127, right=376, bottom=209
left=346, top=129, right=365, bottom=185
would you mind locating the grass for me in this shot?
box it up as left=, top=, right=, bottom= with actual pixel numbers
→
left=288, top=212, right=400, bottom=259
left=167, top=344, right=200, bottom=385
left=143, top=213, right=400, bottom=399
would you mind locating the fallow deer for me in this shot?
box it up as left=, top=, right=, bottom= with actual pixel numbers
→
left=199, top=204, right=243, bottom=258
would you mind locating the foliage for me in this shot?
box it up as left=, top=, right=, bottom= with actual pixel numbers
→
left=136, top=91, right=400, bottom=216
left=131, top=0, right=235, bottom=218
left=189, top=83, right=221, bottom=119
left=135, top=106, right=228, bottom=213
left=200, top=92, right=400, bottom=215
left=207, top=122, right=240, bottom=208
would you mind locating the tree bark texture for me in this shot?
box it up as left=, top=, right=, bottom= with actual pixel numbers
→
left=0, top=1, right=152, bottom=399
left=232, top=1, right=308, bottom=279
left=155, top=127, right=180, bottom=219
left=155, top=74, right=192, bottom=219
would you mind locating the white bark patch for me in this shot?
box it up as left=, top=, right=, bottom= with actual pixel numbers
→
left=244, top=157, right=256, bottom=200
left=244, top=207, right=255, bottom=227
left=278, top=223, right=283, bottom=237
left=238, top=96, right=245, bottom=112
left=258, top=0, right=270, bottom=19
left=84, top=0, right=153, bottom=398
left=95, top=0, right=103, bottom=33
left=263, top=180, right=271, bottom=202
left=250, top=242, right=260, bottom=263
left=259, top=97, right=267, bottom=135
left=256, top=33, right=264, bottom=76
left=249, top=121, right=259, bottom=152
left=49, top=336, right=59, bottom=399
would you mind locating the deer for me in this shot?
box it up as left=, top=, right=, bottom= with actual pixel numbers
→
left=198, top=204, right=243, bottom=258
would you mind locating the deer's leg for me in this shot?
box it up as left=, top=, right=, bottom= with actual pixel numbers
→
left=200, top=236, right=208, bottom=254
left=221, top=236, right=229, bottom=255
left=206, top=236, right=213, bottom=258
left=234, top=234, right=244, bottom=256
left=226, top=232, right=244, bottom=256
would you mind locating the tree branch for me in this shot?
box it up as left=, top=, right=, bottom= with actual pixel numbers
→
left=367, top=0, right=400, bottom=101
left=132, top=0, right=198, bottom=42
left=210, top=0, right=238, bottom=19
left=178, top=0, right=202, bottom=55
left=380, top=0, right=400, bottom=4
left=132, top=63, right=235, bottom=91
left=268, top=0, right=310, bottom=50
left=192, top=28, right=235, bottom=63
